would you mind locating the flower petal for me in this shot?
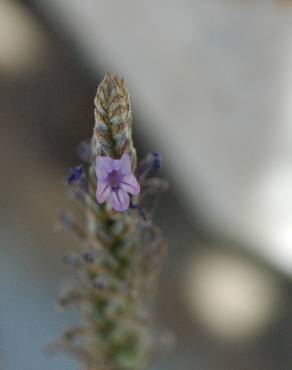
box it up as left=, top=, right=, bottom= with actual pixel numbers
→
left=109, top=189, right=129, bottom=212
left=112, top=158, right=122, bottom=171
left=95, top=156, right=113, bottom=180
left=120, top=174, right=140, bottom=195
left=96, top=181, right=111, bottom=203
left=120, top=153, right=132, bottom=175
left=112, top=153, right=131, bottom=173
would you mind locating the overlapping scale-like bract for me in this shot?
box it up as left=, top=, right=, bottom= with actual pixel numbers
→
left=92, top=73, right=136, bottom=169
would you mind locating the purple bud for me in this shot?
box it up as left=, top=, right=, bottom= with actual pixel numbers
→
left=93, top=276, right=108, bottom=290
left=82, top=250, right=97, bottom=263
left=67, top=165, right=88, bottom=193
left=67, top=165, right=83, bottom=185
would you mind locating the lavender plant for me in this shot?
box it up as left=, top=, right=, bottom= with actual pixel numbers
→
left=56, top=74, right=167, bottom=370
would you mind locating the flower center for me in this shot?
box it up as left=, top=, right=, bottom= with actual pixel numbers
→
left=107, top=170, right=122, bottom=189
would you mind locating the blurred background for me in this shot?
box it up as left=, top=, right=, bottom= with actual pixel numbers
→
left=1, top=0, right=292, bottom=369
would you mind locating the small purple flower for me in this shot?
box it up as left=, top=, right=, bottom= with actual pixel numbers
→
left=67, top=165, right=88, bottom=192
left=67, top=166, right=83, bottom=185
left=95, top=153, right=140, bottom=212
left=93, top=276, right=108, bottom=290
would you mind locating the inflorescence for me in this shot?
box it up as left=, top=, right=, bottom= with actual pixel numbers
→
left=54, top=74, right=167, bottom=370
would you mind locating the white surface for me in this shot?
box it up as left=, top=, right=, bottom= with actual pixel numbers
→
left=36, top=0, right=292, bottom=275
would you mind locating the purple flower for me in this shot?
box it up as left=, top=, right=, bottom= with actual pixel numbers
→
left=67, top=165, right=88, bottom=192
left=95, top=153, right=140, bottom=212
left=67, top=166, right=83, bottom=185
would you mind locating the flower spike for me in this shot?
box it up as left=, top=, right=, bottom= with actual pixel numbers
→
left=56, top=74, right=167, bottom=370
